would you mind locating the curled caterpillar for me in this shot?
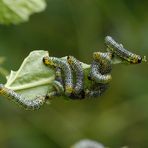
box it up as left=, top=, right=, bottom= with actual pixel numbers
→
left=0, top=84, right=45, bottom=110
left=105, top=36, right=142, bottom=64
left=93, top=52, right=112, bottom=65
left=86, top=52, right=112, bottom=98
left=93, top=52, right=112, bottom=73
left=89, top=52, right=112, bottom=83
left=67, top=56, right=84, bottom=98
left=89, top=60, right=112, bottom=84
left=43, top=56, right=73, bottom=96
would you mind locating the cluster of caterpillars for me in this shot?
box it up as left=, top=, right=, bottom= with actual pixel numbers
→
left=0, top=36, right=145, bottom=110
left=43, top=36, right=143, bottom=99
left=43, top=52, right=112, bottom=99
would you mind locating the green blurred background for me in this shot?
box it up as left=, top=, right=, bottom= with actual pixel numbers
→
left=0, top=0, right=148, bottom=147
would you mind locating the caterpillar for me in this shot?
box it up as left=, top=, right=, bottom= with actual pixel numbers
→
left=105, top=36, right=142, bottom=64
left=54, top=67, right=64, bottom=94
left=46, top=80, right=65, bottom=99
left=89, top=60, right=112, bottom=84
left=67, top=56, right=84, bottom=97
left=93, top=52, right=112, bottom=74
left=46, top=68, right=64, bottom=98
left=52, top=80, right=64, bottom=95
left=86, top=64, right=111, bottom=98
left=0, top=84, right=45, bottom=110
left=0, top=35, right=144, bottom=109
left=86, top=52, right=112, bottom=98
left=89, top=52, right=112, bottom=83
left=55, top=67, right=63, bottom=85
left=43, top=56, right=73, bottom=96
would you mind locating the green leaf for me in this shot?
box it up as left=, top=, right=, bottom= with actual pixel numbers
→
left=5, top=50, right=55, bottom=100
left=0, top=0, right=46, bottom=24
left=4, top=50, right=91, bottom=101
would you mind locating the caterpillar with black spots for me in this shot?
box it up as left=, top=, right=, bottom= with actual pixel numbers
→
left=43, top=56, right=73, bottom=96
left=0, top=84, right=45, bottom=110
left=0, top=35, right=144, bottom=110
left=90, top=52, right=112, bottom=84
left=105, top=36, right=142, bottom=64
left=86, top=52, right=112, bottom=98
left=67, top=56, right=85, bottom=98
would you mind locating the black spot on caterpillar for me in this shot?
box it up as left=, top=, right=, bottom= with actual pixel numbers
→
left=55, top=67, right=63, bottom=85
left=43, top=56, right=73, bottom=96
left=67, top=56, right=84, bottom=96
left=0, top=84, right=45, bottom=110
left=105, top=36, right=142, bottom=64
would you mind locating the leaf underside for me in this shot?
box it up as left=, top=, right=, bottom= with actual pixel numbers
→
left=5, top=50, right=55, bottom=100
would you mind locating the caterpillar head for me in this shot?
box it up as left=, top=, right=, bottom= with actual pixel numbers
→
left=128, top=55, right=142, bottom=64
left=65, top=85, right=73, bottom=96
left=67, top=56, right=73, bottom=64
left=43, top=56, right=55, bottom=66
left=93, top=52, right=112, bottom=64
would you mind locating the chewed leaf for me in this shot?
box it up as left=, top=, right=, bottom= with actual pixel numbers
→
left=5, top=50, right=55, bottom=100
left=0, top=0, right=46, bottom=24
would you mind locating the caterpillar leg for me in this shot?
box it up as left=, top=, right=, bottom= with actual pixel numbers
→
left=43, top=56, right=73, bottom=96
left=0, top=84, right=45, bottom=110
left=67, top=56, right=85, bottom=99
